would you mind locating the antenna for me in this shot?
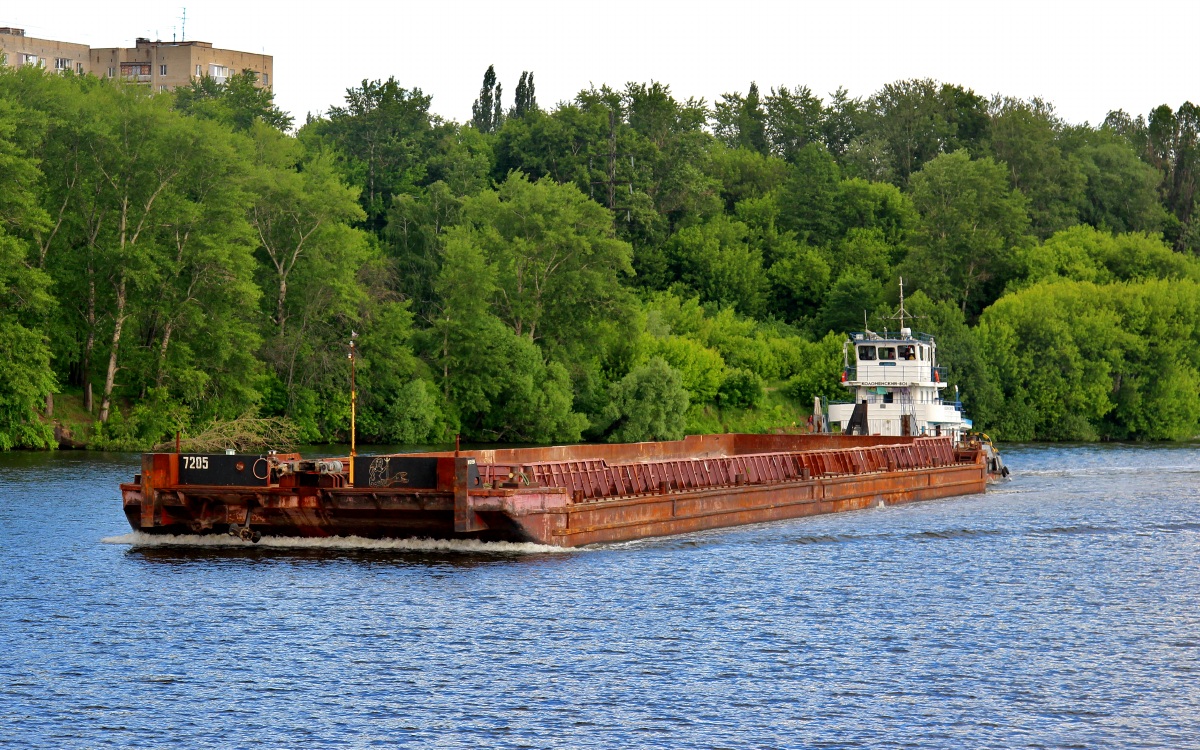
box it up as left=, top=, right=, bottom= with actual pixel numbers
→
left=181, top=7, right=187, bottom=41
left=883, top=276, right=924, bottom=335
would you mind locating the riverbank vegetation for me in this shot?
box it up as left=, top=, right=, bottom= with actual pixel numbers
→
left=0, top=64, right=1197, bottom=448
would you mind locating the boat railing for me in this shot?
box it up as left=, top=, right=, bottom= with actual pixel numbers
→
left=850, top=331, right=937, bottom=343
left=846, top=364, right=946, bottom=383
left=478, top=438, right=964, bottom=502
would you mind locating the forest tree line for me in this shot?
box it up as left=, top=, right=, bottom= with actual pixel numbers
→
left=0, top=62, right=1198, bottom=449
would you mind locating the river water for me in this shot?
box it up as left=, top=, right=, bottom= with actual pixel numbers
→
left=1, top=443, right=1198, bottom=749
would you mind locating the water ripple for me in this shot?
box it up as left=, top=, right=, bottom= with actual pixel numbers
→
left=2, top=443, right=1200, bottom=748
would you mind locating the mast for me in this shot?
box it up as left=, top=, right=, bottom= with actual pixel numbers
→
left=349, top=331, right=358, bottom=486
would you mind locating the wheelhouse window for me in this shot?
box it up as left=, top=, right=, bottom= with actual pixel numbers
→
left=878, top=347, right=896, bottom=360
left=857, top=345, right=876, bottom=361
left=898, top=345, right=916, bottom=361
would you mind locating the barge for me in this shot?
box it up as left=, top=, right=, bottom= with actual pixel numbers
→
left=120, top=433, right=993, bottom=547
left=118, top=281, right=1003, bottom=547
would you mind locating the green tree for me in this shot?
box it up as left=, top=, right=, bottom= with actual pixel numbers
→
left=776, top=143, right=842, bottom=244
left=1108, top=103, right=1200, bottom=247
left=976, top=279, right=1200, bottom=441
left=781, top=333, right=845, bottom=407
left=989, top=97, right=1085, bottom=237
left=456, top=172, right=634, bottom=351
left=247, top=127, right=370, bottom=433
left=822, top=87, right=864, bottom=159
left=430, top=231, right=586, bottom=442
left=865, top=79, right=989, bottom=185
left=817, top=268, right=884, bottom=335
left=897, top=291, right=1001, bottom=429
left=718, top=367, right=765, bottom=408
left=174, top=69, right=293, bottom=131
left=647, top=335, right=726, bottom=402
left=512, top=71, right=537, bottom=118
left=75, top=86, right=197, bottom=423
left=356, top=300, right=447, bottom=444
left=1012, top=225, right=1200, bottom=288
left=764, top=84, right=825, bottom=163
left=384, top=180, right=462, bottom=317
left=832, top=178, right=916, bottom=248
left=0, top=90, right=55, bottom=449
left=602, top=357, right=689, bottom=442
left=714, top=83, right=768, bottom=155
left=665, top=214, right=765, bottom=315
left=904, top=150, right=1031, bottom=317
left=471, top=64, right=504, bottom=134
left=766, top=240, right=830, bottom=323
left=1067, top=126, right=1168, bottom=233
left=315, top=77, right=438, bottom=227
left=135, top=116, right=264, bottom=421
left=706, top=143, right=788, bottom=212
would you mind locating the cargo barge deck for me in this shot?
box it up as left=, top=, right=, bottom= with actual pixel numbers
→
left=120, top=433, right=990, bottom=547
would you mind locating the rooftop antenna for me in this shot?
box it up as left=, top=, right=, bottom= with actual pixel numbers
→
left=181, top=7, right=187, bottom=41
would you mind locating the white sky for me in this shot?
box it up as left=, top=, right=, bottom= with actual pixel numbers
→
left=7, top=0, right=1197, bottom=127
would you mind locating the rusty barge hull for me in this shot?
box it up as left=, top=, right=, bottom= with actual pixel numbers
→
left=120, top=434, right=989, bottom=548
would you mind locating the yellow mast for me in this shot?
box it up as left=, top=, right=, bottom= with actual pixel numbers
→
left=349, top=331, right=357, bottom=486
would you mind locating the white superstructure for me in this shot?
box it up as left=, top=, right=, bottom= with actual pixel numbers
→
left=826, top=282, right=973, bottom=440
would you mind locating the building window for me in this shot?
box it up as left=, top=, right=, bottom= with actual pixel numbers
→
left=160, top=64, right=167, bottom=76
left=76, top=63, right=84, bottom=74
left=263, top=72, right=268, bottom=85
left=54, top=57, right=71, bottom=71
left=19, top=53, right=40, bottom=66
left=108, top=67, right=116, bottom=77
left=195, top=64, right=201, bottom=76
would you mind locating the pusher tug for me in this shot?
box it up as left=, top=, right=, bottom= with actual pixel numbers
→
left=828, top=279, right=1007, bottom=477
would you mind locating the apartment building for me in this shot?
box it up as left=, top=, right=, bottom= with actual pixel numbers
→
left=0, top=27, right=89, bottom=75
left=92, top=38, right=272, bottom=92
left=0, top=27, right=272, bottom=91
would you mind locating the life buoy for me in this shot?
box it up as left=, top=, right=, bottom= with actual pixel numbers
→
left=841, top=370, right=847, bottom=383
left=933, top=370, right=940, bottom=383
